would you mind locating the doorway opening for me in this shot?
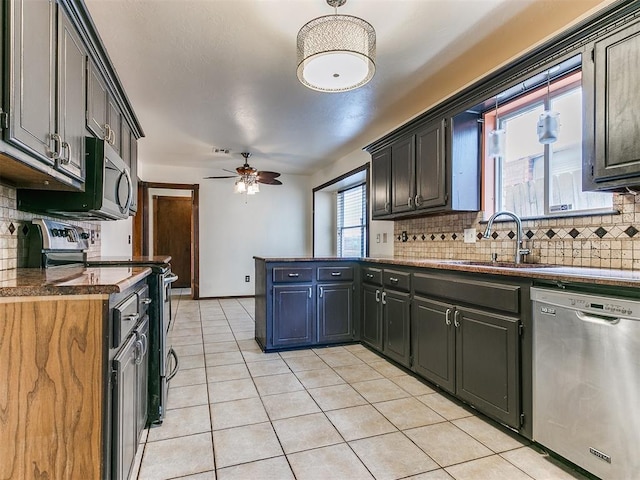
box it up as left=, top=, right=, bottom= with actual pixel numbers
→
left=134, top=182, right=200, bottom=299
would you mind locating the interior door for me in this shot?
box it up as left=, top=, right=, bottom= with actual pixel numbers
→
left=153, top=196, right=192, bottom=289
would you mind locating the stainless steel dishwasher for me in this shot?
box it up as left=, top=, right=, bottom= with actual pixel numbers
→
left=531, top=287, right=640, bottom=480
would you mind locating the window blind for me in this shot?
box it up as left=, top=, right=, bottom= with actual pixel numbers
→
left=337, top=183, right=367, bottom=257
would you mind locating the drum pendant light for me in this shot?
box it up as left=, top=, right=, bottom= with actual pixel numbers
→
left=488, top=96, right=506, bottom=158
left=537, top=72, right=559, bottom=144
left=297, top=0, right=376, bottom=93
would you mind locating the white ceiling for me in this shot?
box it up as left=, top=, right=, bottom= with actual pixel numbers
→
left=84, top=0, right=536, bottom=176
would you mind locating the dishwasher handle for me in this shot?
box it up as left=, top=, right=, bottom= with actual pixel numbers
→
left=576, top=310, right=621, bottom=325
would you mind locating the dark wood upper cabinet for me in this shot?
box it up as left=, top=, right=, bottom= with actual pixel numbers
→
left=367, top=114, right=479, bottom=219
left=371, top=148, right=391, bottom=217
left=390, top=135, right=415, bottom=214
left=86, top=61, right=109, bottom=140
left=583, top=19, right=640, bottom=191
left=415, top=119, right=446, bottom=210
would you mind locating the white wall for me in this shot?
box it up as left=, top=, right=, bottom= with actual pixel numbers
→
left=100, top=217, right=133, bottom=257
left=313, top=190, right=336, bottom=256
left=139, top=162, right=311, bottom=297
left=310, top=151, right=394, bottom=258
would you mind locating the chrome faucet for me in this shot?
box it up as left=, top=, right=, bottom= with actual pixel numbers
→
left=482, top=211, right=530, bottom=264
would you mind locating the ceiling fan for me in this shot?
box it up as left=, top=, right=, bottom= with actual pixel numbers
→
left=204, top=152, right=282, bottom=193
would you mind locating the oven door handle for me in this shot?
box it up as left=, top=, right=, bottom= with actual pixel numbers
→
left=166, top=347, right=179, bottom=381
left=164, top=273, right=179, bottom=285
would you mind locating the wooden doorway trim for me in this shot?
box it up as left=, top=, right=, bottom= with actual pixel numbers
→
left=135, top=181, right=200, bottom=299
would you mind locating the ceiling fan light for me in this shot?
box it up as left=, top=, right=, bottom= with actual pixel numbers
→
left=247, top=183, right=259, bottom=195
left=297, top=10, right=375, bottom=92
left=234, top=179, right=246, bottom=193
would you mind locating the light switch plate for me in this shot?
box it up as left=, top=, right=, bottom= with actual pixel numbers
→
left=464, top=228, right=476, bottom=243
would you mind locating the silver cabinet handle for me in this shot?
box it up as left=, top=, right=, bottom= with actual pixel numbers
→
left=366, top=273, right=374, bottom=278
left=375, top=290, right=380, bottom=302
left=331, top=272, right=342, bottom=277
left=389, top=277, right=399, bottom=283
left=382, top=291, right=387, bottom=305
left=288, top=273, right=299, bottom=278
left=59, top=141, right=71, bottom=165
left=407, top=197, right=413, bottom=208
left=445, top=308, right=452, bottom=326
left=415, top=194, right=422, bottom=208
left=308, top=287, right=312, bottom=298
left=141, top=297, right=152, bottom=305
left=384, top=202, right=390, bottom=213
left=319, top=286, right=323, bottom=298
left=104, top=124, right=111, bottom=143
left=135, top=339, right=144, bottom=365
left=123, top=313, right=140, bottom=323
left=454, top=310, right=461, bottom=328
left=49, top=133, right=62, bottom=159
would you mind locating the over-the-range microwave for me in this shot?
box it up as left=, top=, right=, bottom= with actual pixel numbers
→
left=18, top=138, right=132, bottom=220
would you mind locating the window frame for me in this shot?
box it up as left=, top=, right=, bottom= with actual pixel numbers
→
left=482, top=70, right=613, bottom=220
left=336, top=182, right=367, bottom=258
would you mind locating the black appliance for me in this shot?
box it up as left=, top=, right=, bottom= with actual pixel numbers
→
left=87, top=255, right=179, bottom=425
left=18, top=137, right=132, bottom=220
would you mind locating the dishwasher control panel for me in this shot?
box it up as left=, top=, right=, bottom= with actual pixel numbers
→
left=531, top=287, right=640, bottom=320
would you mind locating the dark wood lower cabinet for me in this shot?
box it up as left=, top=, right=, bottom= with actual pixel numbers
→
left=272, top=284, right=314, bottom=348
left=383, top=289, right=411, bottom=367
left=317, top=283, right=354, bottom=343
left=455, top=306, right=520, bottom=428
left=412, top=296, right=521, bottom=429
left=362, top=283, right=383, bottom=350
left=412, top=296, right=455, bottom=393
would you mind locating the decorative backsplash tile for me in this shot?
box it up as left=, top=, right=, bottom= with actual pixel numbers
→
left=0, top=182, right=101, bottom=271
left=394, top=193, right=640, bottom=269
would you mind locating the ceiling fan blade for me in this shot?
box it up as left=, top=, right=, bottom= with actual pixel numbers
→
left=257, top=178, right=283, bottom=185
left=257, top=171, right=281, bottom=179
left=222, top=168, right=237, bottom=174
left=203, top=175, right=237, bottom=179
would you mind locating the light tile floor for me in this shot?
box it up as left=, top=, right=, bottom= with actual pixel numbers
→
left=131, top=294, right=588, bottom=480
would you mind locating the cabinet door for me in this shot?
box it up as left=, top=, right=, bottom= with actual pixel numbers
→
left=113, top=334, right=138, bottom=480
left=56, top=10, right=86, bottom=181
left=371, top=148, right=391, bottom=217
left=391, top=135, right=415, bottom=214
left=108, top=98, right=122, bottom=155
left=588, top=21, right=640, bottom=186
left=455, top=306, right=520, bottom=428
left=412, top=296, right=455, bottom=394
left=87, top=61, right=108, bottom=139
left=136, top=316, right=149, bottom=441
left=272, top=284, right=314, bottom=348
left=415, top=120, right=446, bottom=210
left=317, top=283, right=353, bottom=344
left=383, top=289, right=411, bottom=367
left=362, top=284, right=383, bottom=351
left=7, top=0, right=56, bottom=163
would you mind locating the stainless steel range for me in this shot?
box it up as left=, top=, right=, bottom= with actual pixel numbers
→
left=27, top=218, right=179, bottom=426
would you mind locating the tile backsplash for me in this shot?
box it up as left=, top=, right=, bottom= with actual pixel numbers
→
left=395, top=193, right=640, bottom=269
left=0, top=182, right=101, bottom=270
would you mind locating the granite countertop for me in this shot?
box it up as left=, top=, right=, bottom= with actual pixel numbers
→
left=86, top=255, right=172, bottom=265
left=255, top=256, right=640, bottom=288
left=0, top=266, right=152, bottom=297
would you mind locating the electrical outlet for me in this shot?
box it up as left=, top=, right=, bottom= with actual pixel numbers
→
left=376, top=233, right=381, bottom=243
left=245, top=275, right=250, bottom=282
left=463, top=228, right=476, bottom=243
left=128, top=235, right=131, bottom=245
left=401, top=231, right=408, bottom=242
left=90, top=230, right=95, bottom=244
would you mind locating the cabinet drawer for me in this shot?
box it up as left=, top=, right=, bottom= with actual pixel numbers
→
left=413, top=273, right=520, bottom=314
left=318, top=266, right=354, bottom=282
left=383, top=269, right=411, bottom=292
left=273, top=267, right=313, bottom=283
left=136, top=284, right=151, bottom=317
left=113, top=293, right=140, bottom=347
left=362, top=267, right=382, bottom=285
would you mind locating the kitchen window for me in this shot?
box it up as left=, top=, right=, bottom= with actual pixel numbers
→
left=484, top=70, right=612, bottom=218
left=337, top=183, right=367, bottom=257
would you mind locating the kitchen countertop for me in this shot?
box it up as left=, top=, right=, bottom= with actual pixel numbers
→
left=86, top=255, right=172, bottom=265
left=0, top=266, right=152, bottom=297
left=254, top=256, right=640, bottom=288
